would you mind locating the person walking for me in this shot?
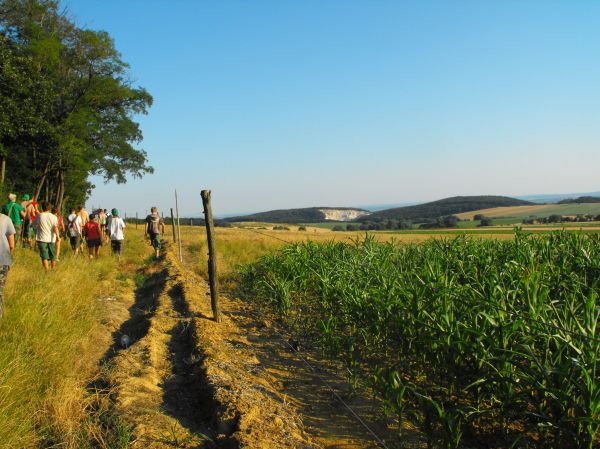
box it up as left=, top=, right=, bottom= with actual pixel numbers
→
left=83, top=213, right=102, bottom=259
left=99, top=209, right=108, bottom=241
left=21, top=194, right=38, bottom=248
left=0, top=213, right=16, bottom=322
left=32, top=202, right=60, bottom=271
left=66, top=208, right=83, bottom=256
left=52, top=207, right=65, bottom=261
left=77, top=205, right=89, bottom=251
left=3, top=193, right=24, bottom=244
left=145, top=207, right=165, bottom=258
left=108, top=208, right=126, bottom=260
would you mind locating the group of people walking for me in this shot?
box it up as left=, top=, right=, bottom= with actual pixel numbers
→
left=0, top=193, right=165, bottom=320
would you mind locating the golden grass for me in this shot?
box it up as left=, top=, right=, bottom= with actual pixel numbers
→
left=455, top=204, right=556, bottom=219
left=0, top=230, right=151, bottom=449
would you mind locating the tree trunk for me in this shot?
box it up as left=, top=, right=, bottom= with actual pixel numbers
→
left=34, top=161, right=50, bottom=200
left=44, top=177, right=49, bottom=203
left=56, top=170, right=65, bottom=213
left=0, top=156, right=5, bottom=186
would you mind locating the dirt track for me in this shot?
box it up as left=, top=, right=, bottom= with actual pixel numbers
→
left=89, top=244, right=407, bottom=448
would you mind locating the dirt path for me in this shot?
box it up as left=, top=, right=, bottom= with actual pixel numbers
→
left=89, top=247, right=317, bottom=448
left=179, top=247, right=422, bottom=449
left=87, top=243, right=421, bottom=448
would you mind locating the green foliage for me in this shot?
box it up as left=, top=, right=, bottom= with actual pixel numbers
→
left=477, top=216, right=493, bottom=227
left=239, top=232, right=600, bottom=448
left=559, top=196, right=600, bottom=204
left=0, top=0, right=153, bottom=210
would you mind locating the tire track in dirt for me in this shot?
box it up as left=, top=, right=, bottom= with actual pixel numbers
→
left=177, top=243, right=421, bottom=449
left=89, top=257, right=218, bottom=448
left=89, top=247, right=318, bottom=448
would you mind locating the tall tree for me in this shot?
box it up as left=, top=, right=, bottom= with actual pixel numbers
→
left=0, top=0, right=153, bottom=210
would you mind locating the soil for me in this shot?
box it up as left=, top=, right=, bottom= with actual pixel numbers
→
left=87, top=243, right=422, bottom=448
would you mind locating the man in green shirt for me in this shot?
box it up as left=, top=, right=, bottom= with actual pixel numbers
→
left=3, top=194, right=24, bottom=244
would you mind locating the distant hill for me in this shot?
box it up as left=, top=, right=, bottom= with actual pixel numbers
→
left=558, top=196, right=600, bottom=204
left=225, top=207, right=370, bottom=223
left=517, top=191, right=600, bottom=204
left=356, top=196, right=533, bottom=223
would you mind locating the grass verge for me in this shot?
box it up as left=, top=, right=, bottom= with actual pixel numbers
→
left=0, top=229, right=151, bottom=449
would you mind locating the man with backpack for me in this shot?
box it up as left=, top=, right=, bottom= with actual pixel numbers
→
left=145, top=207, right=165, bottom=258
left=66, top=208, right=83, bottom=256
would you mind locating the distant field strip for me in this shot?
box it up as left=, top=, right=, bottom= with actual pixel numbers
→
left=457, top=203, right=600, bottom=220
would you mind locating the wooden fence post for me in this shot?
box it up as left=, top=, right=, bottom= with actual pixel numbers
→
left=175, top=190, right=183, bottom=263
left=136, top=212, right=138, bottom=229
left=170, top=208, right=177, bottom=242
left=201, top=190, right=220, bottom=322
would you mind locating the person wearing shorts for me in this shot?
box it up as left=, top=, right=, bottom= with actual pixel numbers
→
left=33, top=202, right=60, bottom=271
left=20, top=194, right=38, bottom=248
left=145, top=207, right=165, bottom=258
left=108, top=208, right=126, bottom=259
left=66, top=208, right=83, bottom=255
left=98, top=209, right=107, bottom=240
left=83, top=214, right=102, bottom=259
left=0, top=213, right=16, bottom=321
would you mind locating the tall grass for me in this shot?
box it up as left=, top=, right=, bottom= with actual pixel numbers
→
left=239, top=231, right=600, bottom=448
left=0, top=230, right=150, bottom=448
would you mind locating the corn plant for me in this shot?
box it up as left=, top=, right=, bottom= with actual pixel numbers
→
left=238, top=232, right=600, bottom=448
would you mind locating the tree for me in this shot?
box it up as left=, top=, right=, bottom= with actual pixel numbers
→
left=478, top=217, right=493, bottom=227
left=0, top=0, right=153, bottom=210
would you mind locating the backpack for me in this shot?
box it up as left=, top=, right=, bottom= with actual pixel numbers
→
left=148, top=216, right=161, bottom=234
left=67, top=215, right=80, bottom=237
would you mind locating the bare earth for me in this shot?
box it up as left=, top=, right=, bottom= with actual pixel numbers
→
left=89, top=242, right=414, bottom=448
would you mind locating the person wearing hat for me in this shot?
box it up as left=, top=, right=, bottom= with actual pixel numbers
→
left=108, top=208, right=126, bottom=259
left=145, top=206, right=165, bottom=259
left=3, top=193, right=25, bottom=244
left=20, top=194, right=39, bottom=248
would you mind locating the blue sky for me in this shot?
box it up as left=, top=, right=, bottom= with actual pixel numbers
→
left=68, top=1, right=600, bottom=216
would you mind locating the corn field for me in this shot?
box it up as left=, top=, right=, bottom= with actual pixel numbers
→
left=239, top=232, right=599, bottom=448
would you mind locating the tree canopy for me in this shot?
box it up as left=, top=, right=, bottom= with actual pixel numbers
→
left=0, top=0, right=152, bottom=210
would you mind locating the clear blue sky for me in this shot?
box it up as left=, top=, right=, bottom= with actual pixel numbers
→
left=68, top=0, right=600, bottom=217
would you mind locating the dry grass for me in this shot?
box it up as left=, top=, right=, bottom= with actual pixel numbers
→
left=455, top=204, right=556, bottom=219
left=0, top=230, right=150, bottom=449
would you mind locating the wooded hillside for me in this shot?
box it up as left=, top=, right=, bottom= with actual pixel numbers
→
left=356, top=195, right=533, bottom=222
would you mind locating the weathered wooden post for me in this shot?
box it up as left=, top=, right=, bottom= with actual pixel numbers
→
left=175, top=190, right=183, bottom=263
left=201, top=190, right=220, bottom=322
left=170, top=207, right=177, bottom=243
left=135, top=212, right=138, bottom=229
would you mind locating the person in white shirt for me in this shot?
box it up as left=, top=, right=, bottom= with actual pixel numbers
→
left=66, top=208, right=83, bottom=256
left=0, top=213, right=15, bottom=321
left=108, top=208, right=126, bottom=259
left=33, top=202, right=60, bottom=271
